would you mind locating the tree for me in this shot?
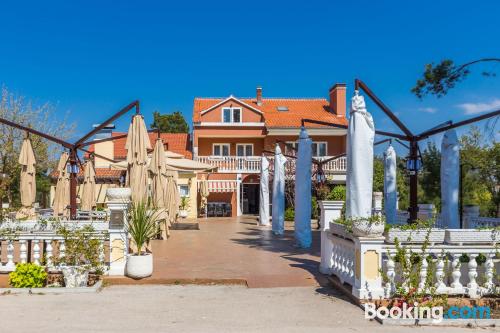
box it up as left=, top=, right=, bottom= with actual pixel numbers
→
left=150, top=111, right=189, bottom=133
left=460, top=127, right=499, bottom=217
left=0, top=87, right=75, bottom=207
left=412, top=58, right=499, bottom=99
left=418, top=142, right=442, bottom=209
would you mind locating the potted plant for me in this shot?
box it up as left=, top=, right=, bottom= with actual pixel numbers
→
left=126, top=202, right=159, bottom=279
left=385, top=219, right=445, bottom=245
left=179, top=197, right=190, bottom=218
left=351, top=215, right=385, bottom=237
left=55, top=223, right=104, bottom=288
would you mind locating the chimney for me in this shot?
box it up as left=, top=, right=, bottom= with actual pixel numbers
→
left=256, top=86, right=263, bottom=106
left=329, top=83, right=346, bottom=117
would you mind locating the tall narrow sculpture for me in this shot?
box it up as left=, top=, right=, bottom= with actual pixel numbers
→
left=294, top=127, right=312, bottom=248
left=384, top=145, right=397, bottom=225
left=272, top=144, right=287, bottom=235
left=259, top=155, right=270, bottom=226
left=441, top=129, right=460, bottom=228
left=346, top=91, right=375, bottom=220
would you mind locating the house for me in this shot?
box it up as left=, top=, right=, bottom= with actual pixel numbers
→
left=50, top=128, right=199, bottom=218
left=192, top=84, right=348, bottom=217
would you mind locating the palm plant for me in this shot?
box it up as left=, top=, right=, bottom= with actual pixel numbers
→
left=127, top=201, right=159, bottom=256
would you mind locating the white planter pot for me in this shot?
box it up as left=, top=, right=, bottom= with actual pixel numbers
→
left=106, top=187, right=132, bottom=201
left=445, top=229, right=499, bottom=245
left=352, top=220, right=385, bottom=238
left=179, top=210, right=188, bottom=218
left=385, top=228, right=445, bottom=244
left=126, top=253, right=153, bottom=279
left=61, top=267, right=89, bottom=288
left=329, top=222, right=353, bottom=240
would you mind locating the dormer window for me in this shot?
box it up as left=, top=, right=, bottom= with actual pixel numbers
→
left=222, top=107, right=242, bottom=123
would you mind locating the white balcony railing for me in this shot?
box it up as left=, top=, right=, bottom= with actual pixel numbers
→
left=196, top=155, right=347, bottom=174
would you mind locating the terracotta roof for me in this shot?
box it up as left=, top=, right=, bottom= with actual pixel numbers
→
left=50, top=168, right=124, bottom=180
left=86, top=132, right=192, bottom=160
left=193, top=97, right=347, bottom=128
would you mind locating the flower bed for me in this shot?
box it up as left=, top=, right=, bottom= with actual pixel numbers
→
left=385, top=228, right=445, bottom=244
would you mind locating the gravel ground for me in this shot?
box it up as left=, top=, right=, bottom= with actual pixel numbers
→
left=0, top=285, right=498, bottom=333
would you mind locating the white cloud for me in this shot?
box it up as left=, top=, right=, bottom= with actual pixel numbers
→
left=457, top=98, right=500, bottom=115
left=418, top=107, right=437, bottom=114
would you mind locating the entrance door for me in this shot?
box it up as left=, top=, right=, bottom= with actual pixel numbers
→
left=242, top=184, right=259, bottom=215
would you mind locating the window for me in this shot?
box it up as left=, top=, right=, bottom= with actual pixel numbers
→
left=213, top=144, right=230, bottom=156
left=236, top=144, right=253, bottom=157
left=178, top=185, right=189, bottom=197
left=285, top=141, right=298, bottom=155
left=312, top=142, right=328, bottom=157
left=222, top=107, right=242, bottom=123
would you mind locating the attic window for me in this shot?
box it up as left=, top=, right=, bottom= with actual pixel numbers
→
left=277, top=106, right=289, bottom=112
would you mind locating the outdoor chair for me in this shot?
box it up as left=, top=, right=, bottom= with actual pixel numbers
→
left=223, top=203, right=232, bottom=217
left=207, top=204, right=215, bottom=217
left=215, top=203, right=224, bottom=217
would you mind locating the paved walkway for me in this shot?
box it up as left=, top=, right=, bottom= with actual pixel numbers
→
left=0, top=285, right=494, bottom=333
left=107, top=216, right=326, bottom=288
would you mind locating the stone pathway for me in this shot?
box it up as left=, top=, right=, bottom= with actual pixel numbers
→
left=107, top=216, right=326, bottom=288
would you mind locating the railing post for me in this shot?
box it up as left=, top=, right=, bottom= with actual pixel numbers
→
left=352, top=236, right=385, bottom=300
left=319, top=201, right=344, bottom=274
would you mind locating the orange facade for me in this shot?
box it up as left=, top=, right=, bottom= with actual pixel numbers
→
left=193, top=84, right=348, bottom=217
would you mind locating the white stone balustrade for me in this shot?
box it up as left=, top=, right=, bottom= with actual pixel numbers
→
left=319, top=203, right=500, bottom=300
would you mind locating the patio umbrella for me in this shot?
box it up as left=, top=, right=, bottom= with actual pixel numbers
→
left=384, top=145, right=397, bottom=225
left=259, top=155, right=270, bottom=226
left=80, top=160, right=96, bottom=211
left=272, top=144, right=287, bottom=235
left=53, top=152, right=70, bottom=217
left=441, top=129, right=460, bottom=228
left=165, top=169, right=180, bottom=230
left=199, top=174, right=209, bottom=217
left=294, top=127, right=313, bottom=248
left=149, top=138, right=169, bottom=237
left=346, top=90, right=375, bottom=219
left=17, top=137, right=36, bottom=218
left=125, top=115, right=151, bottom=204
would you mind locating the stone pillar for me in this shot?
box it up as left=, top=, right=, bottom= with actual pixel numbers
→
left=418, top=204, right=435, bottom=221
left=353, top=236, right=385, bottom=299
left=106, top=188, right=131, bottom=276
left=236, top=174, right=242, bottom=217
left=319, top=201, right=344, bottom=274
left=373, top=192, right=383, bottom=216
left=463, top=205, right=480, bottom=229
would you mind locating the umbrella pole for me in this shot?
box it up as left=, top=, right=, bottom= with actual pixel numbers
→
left=69, top=149, right=78, bottom=220
left=408, top=139, right=419, bottom=223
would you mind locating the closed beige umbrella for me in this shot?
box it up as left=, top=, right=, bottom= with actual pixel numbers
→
left=149, top=138, right=169, bottom=238
left=125, top=115, right=151, bottom=204
left=80, top=160, right=96, bottom=211
left=165, top=170, right=180, bottom=227
left=53, top=152, right=70, bottom=218
left=17, top=137, right=36, bottom=219
left=199, top=174, right=209, bottom=217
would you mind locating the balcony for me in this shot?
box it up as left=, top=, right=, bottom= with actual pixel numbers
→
left=196, top=155, right=347, bottom=176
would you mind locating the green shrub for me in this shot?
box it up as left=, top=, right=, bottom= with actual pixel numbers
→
left=284, top=207, right=295, bottom=221
left=327, top=185, right=346, bottom=201
left=9, top=263, right=47, bottom=288
left=311, top=197, right=319, bottom=219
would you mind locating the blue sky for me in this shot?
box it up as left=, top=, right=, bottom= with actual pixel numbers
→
left=0, top=0, right=499, bottom=154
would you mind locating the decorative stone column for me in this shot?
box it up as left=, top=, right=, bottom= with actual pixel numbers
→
left=106, top=188, right=131, bottom=276
left=319, top=201, right=344, bottom=274
left=463, top=205, right=480, bottom=228
left=373, top=192, right=383, bottom=216
left=353, top=236, right=385, bottom=299
left=417, top=204, right=435, bottom=221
